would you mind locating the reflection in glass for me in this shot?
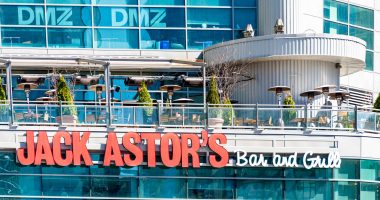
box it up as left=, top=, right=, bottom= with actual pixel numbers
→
left=95, top=0, right=137, bottom=4
left=234, top=0, right=257, bottom=7
left=334, top=182, right=359, bottom=200
left=286, top=181, right=332, bottom=199
left=323, top=21, right=348, bottom=35
left=140, top=29, right=185, bottom=49
left=139, top=178, right=186, bottom=198
left=46, top=0, right=91, bottom=3
left=324, top=0, right=348, bottom=23
left=47, top=6, right=92, bottom=26
left=349, top=26, right=374, bottom=50
left=140, top=0, right=184, bottom=5
left=91, top=177, right=138, bottom=198
left=187, top=0, right=231, bottom=6
left=48, top=28, right=92, bottom=48
left=188, top=179, right=234, bottom=199
left=334, top=159, right=359, bottom=179
left=0, top=5, right=45, bottom=26
left=95, top=29, right=138, bottom=49
left=41, top=176, right=90, bottom=196
left=187, top=30, right=231, bottom=50
left=187, top=8, right=231, bottom=28
left=237, top=180, right=282, bottom=199
left=94, top=7, right=138, bottom=27
left=1, top=27, right=46, bottom=47
left=349, top=5, right=374, bottom=29
left=234, top=8, right=257, bottom=30
left=360, top=183, right=380, bottom=199
left=365, top=51, right=374, bottom=71
left=140, top=8, right=185, bottom=27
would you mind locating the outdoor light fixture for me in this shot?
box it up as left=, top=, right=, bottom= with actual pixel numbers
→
left=243, top=24, right=254, bottom=38
left=274, top=18, right=285, bottom=34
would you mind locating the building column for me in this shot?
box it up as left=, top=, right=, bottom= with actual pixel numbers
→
left=104, top=62, right=112, bottom=126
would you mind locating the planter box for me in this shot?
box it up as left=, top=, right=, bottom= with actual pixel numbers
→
left=208, top=118, right=224, bottom=128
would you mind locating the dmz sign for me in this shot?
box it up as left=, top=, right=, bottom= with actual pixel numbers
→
left=17, top=131, right=341, bottom=169
left=15, top=6, right=167, bottom=27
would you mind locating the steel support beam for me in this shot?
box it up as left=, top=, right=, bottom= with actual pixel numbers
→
left=5, top=61, right=13, bottom=125
left=104, top=62, right=112, bottom=126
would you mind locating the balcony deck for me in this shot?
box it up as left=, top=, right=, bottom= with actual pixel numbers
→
left=1, top=101, right=379, bottom=134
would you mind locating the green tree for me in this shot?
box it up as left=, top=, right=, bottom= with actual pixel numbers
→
left=374, top=93, right=380, bottom=111
left=138, top=81, right=153, bottom=116
left=57, top=76, right=77, bottom=116
left=283, top=95, right=296, bottom=124
left=0, top=78, right=7, bottom=114
left=207, top=76, right=220, bottom=105
left=222, top=97, right=234, bottom=126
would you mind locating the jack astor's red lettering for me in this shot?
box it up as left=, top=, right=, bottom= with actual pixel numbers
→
left=16, top=131, right=229, bottom=168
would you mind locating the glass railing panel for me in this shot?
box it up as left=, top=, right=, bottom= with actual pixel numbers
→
left=357, top=110, right=377, bottom=132
left=0, top=104, right=9, bottom=124
left=257, top=107, right=281, bottom=128
left=308, top=106, right=355, bottom=131
left=134, top=107, right=158, bottom=126
left=233, top=108, right=256, bottom=128
left=160, top=106, right=205, bottom=127
left=13, top=104, right=59, bottom=125
left=112, top=107, right=134, bottom=125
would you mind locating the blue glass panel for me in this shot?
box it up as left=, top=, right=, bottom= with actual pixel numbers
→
left=360, top=160, right=380, bottom=180
left=334, top=159, right=359, bottom=179
left=234, top=0, right=256, bottom=7
left=236, top=167, right=283, bottom=178
left=141, top=29, right=185, bottom=49
left=94, top=7, right=138, bottom=27
left=90, top=165, right=138, bottom=176
left=1, top=27, right=46, bottom=47
left=140, top=8, right=185, bottom=28
left=0, top=5, right=45, bottom=25
left=42, top=166, right=89, bottom=175
left=187, top=0, right=231, bottom=6
left=324, top=0, right=348, bottom=23
left=47, top=6, right=92, bottom=26
left=350, top=5, right=374, bottom=29
left=323, top=20, right=348, bottom=35
left=360, top=183, right=380, bottom=199
left=46, top=0, right=91, bottom=4
left=286, top=181, right=332, bottom=199
left=139, top=178, right=186, bottom=198
left=188, top=168, right=234, bottom=177
left=365, top=51, right=374, bottom=71
left=95, top=0, right=137, bottom=4
left=48, top=28, right=92, bottom=48
left=0, top=175, right=42, bottom=196
left=91, top=177, right=138, bottom=197
left=139, top=166, right=186, bottom=176
left=334, top=182, right=359, bottom=199
left=188, top=179, right=235, bottom=199
left=237, top=180, right=282, bottom=199
left=0, top=0, right=43, bottom=2
left=349, top=26, right=374, bottom=50
left=285, top=168, right=332, bottom=179
left=187, top=30, right=232, bottom=50
left=234, top=8, right=257, bottom=30
left=187, top=8, right=231, bottom=28
left=41, top=176, right=90, bottom=196
left=141, top=0, right=184, bottom=5
left=95, top=29, right=138, bottom=49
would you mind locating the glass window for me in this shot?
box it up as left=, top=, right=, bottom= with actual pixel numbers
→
left=140, top=29, right=185, bottom=49
left=95, top=0, right=137, bottom=4
left=285, top=168, right=332, bottom=179
left=140, top=8, right=185, bottom=28
left=187, top=8, right=231, bottom=28
left=187, top=0, right=231, bottom=6
left=92, top=177, right=138, bottom=198
left=349, top=5, right=374, bottom=29
left=360, top=160, right=380, bottom=180
left=236, top=167, right=283, bottom=178
left=323, top=21, right=348, bottom=35
left=187, top=30, right=232, bottom=50
left=188, top=179, right=234, bottom=199
left=324, top=0, right=348, bottom=23
left=48, top=28, right=92, bottom=48
left=0, top=0, right=43, bottom=2
left=1, top=27, right=46, bottom=47
left=46, top=0, right=91, bottom=4
left=0, top=175, right=42, bottom=196
left=237, top=180, right=282, bottom=199
left=188, top=168, right=234, bottom=177
left=0, top=5, right=45, bottom=26
left=361, top=183, right=380, bottom=200
left=286, top=181, right=332, bottom=200
left=234, top=8, right=256, bottom=30
left=365, top=51, right=374, bottom=71
left=349, top=26, right=374, bottom=50
left=139, top=178, right=186, bottom=198
left=42, top=166, right=89, bottom=175
left=334, top=159, right=359, bottom=179
left=95, top=29, right=138, bottom=49
left=234, top=0, right=256, bottom=7
left=139, top=166, right=186, bottom=176
left=140, top=0, right=184, bottom=5
left=41, top=176, right=90, bottom=197
left=94, top=7, right=138, bottom=27
left=47, top=6, right=92, bottom=26
left=334, top=182, right=359, bottom=200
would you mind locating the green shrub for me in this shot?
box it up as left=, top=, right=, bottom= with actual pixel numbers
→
left=374, top=93, right=380, bottom=111
left=207, top=76, right=222, bottom=118
left=222, top=98, right=234, bottom=126
left=57, top=76, right=77, bottom=116
left=283, top=95, right=296, bottom=124
left=138, top=81, right=153, bottom=116
left=0, top=78, right=7, bottom=113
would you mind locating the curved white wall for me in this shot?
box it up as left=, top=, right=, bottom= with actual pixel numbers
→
left=232, top=60, right=339, bottom=104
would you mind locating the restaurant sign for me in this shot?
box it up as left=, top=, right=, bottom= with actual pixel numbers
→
left=16, top=131, right=341, bottom=169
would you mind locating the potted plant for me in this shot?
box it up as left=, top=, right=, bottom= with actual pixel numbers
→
left=283, top=95, right=296, bottom=126
left=207, top=76, right=224, bottom=127
left=0, top=78, right=8, bottom=122
left=222, top=97, right=234, bottom=126
left=56, top=76, right=77, bottom=124
left=137, top=81, right=153, bottom=123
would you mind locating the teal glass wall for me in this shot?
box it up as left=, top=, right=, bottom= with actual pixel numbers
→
left=0, top=151, right=380, bottom=199
left=323, top=0, right=374, bottom=71
left=0, top=0, right=257, bottom=50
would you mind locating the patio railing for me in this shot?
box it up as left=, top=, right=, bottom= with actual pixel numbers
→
left=2, top=101, right=380, bottom=133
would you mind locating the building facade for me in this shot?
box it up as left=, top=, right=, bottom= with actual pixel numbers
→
left=0, top=0, right=379, bottom=200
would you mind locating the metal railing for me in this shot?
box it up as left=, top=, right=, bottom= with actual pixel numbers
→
left=3, top=101, right=380, bottom=133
